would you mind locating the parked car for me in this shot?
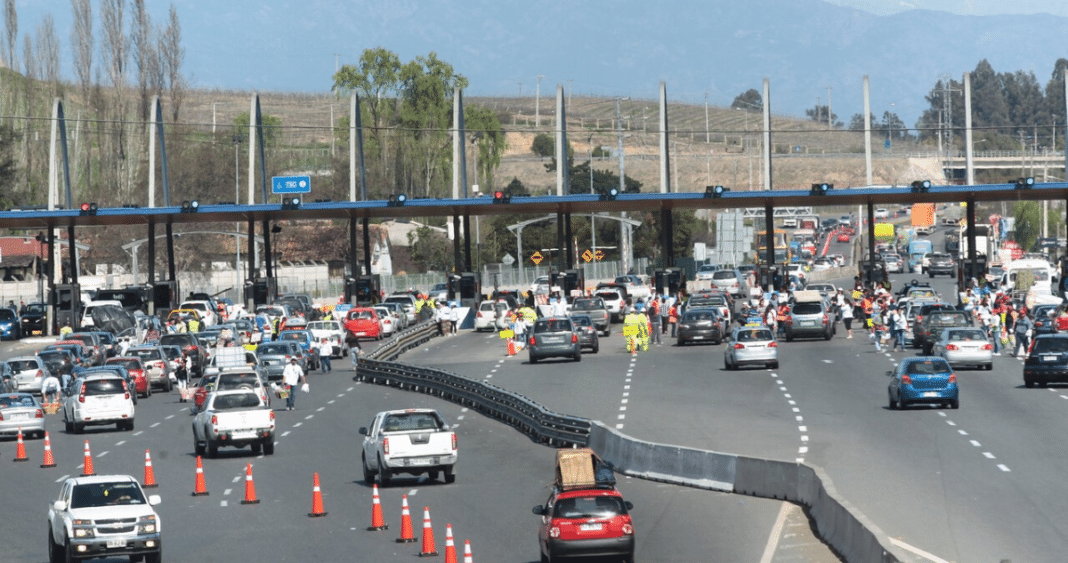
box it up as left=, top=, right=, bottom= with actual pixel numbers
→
left=0, top=306, right=22, bottom=340
left=1023, top=334, right=1068, bottom=388
left=528, top=317, right=582, bottom=364
left=569, top=314, right=600, bottom=353
left=0, top=392, right=45, bottom=438
left=62, top=373, right=136, bottom=432
left=930, top=327, right=993, bottom=371
left=47, top=475, right=162, bottom=563
left=887, top=357, right=959, bottom=410
left=676, top=308, right=726, bottom=345
left=724, top=325, right=778, bottom=370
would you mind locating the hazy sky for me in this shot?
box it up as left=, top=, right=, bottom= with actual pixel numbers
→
left=828, top=0, right=1068, bottom=16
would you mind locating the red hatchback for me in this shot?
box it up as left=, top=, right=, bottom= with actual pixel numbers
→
left=106, top=357, right=151, bottom=398
left=533, top=486, right=635, bottom=562
left=344, top=308, right=383, bottom=340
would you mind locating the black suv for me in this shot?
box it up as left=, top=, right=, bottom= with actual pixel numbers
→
left=926, top=253, right=956, bottom=278
left=1023, top=334, right=1068, bottom=388
left=19, top=302, right=47, bottom=335
left=159, top=333, right=208, bottom=377
left=916, top=310, right=973, bottom=354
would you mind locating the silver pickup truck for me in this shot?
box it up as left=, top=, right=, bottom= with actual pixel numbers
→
left=192, top=389, right=275, bottom=458
left=360, top=408, right=457, bottom=486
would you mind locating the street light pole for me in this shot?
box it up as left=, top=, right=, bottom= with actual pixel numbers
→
left=704, top=92, right=710, bottom=143
left=535, top=75, right=544, bottom=128
left=589, top=134, right=596, bottom=256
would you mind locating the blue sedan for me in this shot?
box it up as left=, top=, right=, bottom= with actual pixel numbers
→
left=888, top=357, right=959, bottom=410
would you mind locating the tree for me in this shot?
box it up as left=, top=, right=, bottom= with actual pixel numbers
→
left=4, top=0, right=16, bottom=71
left=101, top=0, right=130, bottom=199
left=233, top=112, right=282, bottom=147
left=730, top=89, right=762, bottom=110
left=332, top=47, right=401, bottom=153
left=157, top=4, right=184, bottom=122
left=464, top=105, right=507, bottom=191
left=35, top=15, right=61, bottom=99
left=531, top=133, right=553, bottom=157
left=0, top=122, right=20, bottom=208
left=1013, top=201, right=1041, bottom=255
left=805, top=105, right=842, bottom=128
left=71, top=0, right=94, bottom=106
left=130, top=0, right=155, bottom=121
left=407, top=225, right=454, bottom=273
left=397, top=52, right=468, bottom=197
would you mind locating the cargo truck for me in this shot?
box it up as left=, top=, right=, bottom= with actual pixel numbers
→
left=911, top=203, right=937, bottom=235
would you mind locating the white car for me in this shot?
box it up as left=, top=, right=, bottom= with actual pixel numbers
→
left=62, top=373, right=136, bottom=433
left=360, top=408, right=457, bottom=486
left=179, top=300, right=217, bottom=327
left=308, top=319, right=350, bottom=356
left=48, top=475, right=162, bottom=563
left=530, top=275, right=550, bottom=293
left=874, top=208, right=890, bottom=220
left=8, top=356, right=50, bottom=394
left=372, top=307, right=397, bottom=337
left=474, top=301, right=499, bottom=332
left=694, top=264, right=720, bottom=282
left=785, top=264, right=807, bottom=281
left=614, top=275, right=651, bottom=300
left=594, top=288, right=626, bottom=322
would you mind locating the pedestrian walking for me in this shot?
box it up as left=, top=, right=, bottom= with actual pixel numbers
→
left=317, top=338, right=333, bottom=373
left=282, top=357, right=305, bottom=411
left=842, top=298, right=854, bottom=339
left=1013, top=306, right=1033, bottom=357
left=649, top=297, right=662, bottom=346
left=348, top=331, right=363, bottom=372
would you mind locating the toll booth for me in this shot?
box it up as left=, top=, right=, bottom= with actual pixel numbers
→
left=552, top=269, right=585, bottom=299
left=245, top=278, right=275, bottom=307
left=447, top=274, right=462, bottom=302
left=152, top=280, right=180, bottom=315
left=53, top=283, right=81, bottom=331
left=457, top=272, right=480, bottom=308
left=653, top=268, right=685, bottom=296
left=958, top=256, right=988, bottom=289
left=346, top=275, right=380, bottom=306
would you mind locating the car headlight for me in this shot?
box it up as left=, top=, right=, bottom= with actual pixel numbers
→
left=138, top=516, right=157, bottom=534
left=72, top=520, right=94, bottom=538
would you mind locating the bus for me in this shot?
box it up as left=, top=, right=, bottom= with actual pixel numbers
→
left=753, top=229, right=792, bottom=264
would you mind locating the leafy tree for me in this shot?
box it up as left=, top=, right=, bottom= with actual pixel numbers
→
left=847, top=111, right=909, bottom=140
left=1013, top=201, right=1041, bottom=254
left=632, top=209, right=703, bottom=262
left=407, top=224, right=455, bottom=273
left=233, top=111, right=282, bottom=147
left=332, top=47, right=401, bottom=150
left=730, top=89, right=762, bottom=110
left=805, top=105, right=842, bottom=128
left=0, top=122, right=20, bottom=208
left=397, top=52, right=468, bottom=197
left=531, top=133, right=553, bottom=157
left=464, top=105, right=507, bottom=191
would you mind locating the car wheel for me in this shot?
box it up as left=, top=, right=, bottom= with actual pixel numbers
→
left=771, top=361, right=779, bottom=370
left=144, top=548, right=162, bottom=563
left=64, top=417, right=73, bottom=433
left=573, top=352, right=582, bottom=362
left=194, top=437, right=206, bottom=457
left=1025, top=379, right=1035, bottom=388
left=444, top=466, right=456, bottom=484
left=166, top=379, right=173, bottom=392
left=985, top=363, right=993, bottom=371
left=48, top=527, right=61, bottom=563
left=929, top=272, right=935, bottom=278
left=363, top=452, right=375, bottom=485
left=74, top=423, right=84, bottom=434
left=263, top=437, right=275, bottom=455
left=950, top=272, right=956, bottom=279
left=208, top=441, right=219, bottom=459
left=724, top=357, right=730, bottom=370
left=824, top=331, right=832, bottom=341
left=785, top=334, right=794, bottom=342
left=888, top=393, right=897, bottom=410
left=529, top=355, right=538, bottom=364
left=250, top=442, right=262, bottom=455
left=592, top=344, right=599, bottom=354
left=63, top=538, right=76, bottom=563
left=950, top=399, right=960, bottom=409
left=379, top=463, right=392, bottom=487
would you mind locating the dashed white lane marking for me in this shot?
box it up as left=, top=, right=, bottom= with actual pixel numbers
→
left=223, top=488, right=233, bottom=495
left=997, top=464, right=1011, bottom=472
left=461, top=407, right=469, bottom=412
left=328, top=400, right=336, bottom=405
left=946, top=421, right=956, bottom=426
left=165, top=415, right=175, bottom=420
left=151, top=422, right=160, bottom=428
left=456, top=415, right=464, bottom=421
left=957, top=430, right=968, bottom=436
left=983, top=452, right=996, bottom=459
left=293, top=422, right=302, bottom=427
left=822, top=359, right=833, bottom=363
left=970, top=440, right=981, bottom=447
left=220, top=500, right=228, bottom=507
left=115, top=441, right=125, bottom=446
left=282, top=431, right=291, bottom=437
left=305, top=415, right=314, bottom=420
left=56, top=474, right=71, bottom=483
left=98, top=451, right=109, bottom=457
left=231, top=476, right=241, bottom=483
left=133, top=431, right=143, bottom=436
left=346, top=387, right=354, bottom=392
left=317, top=407, right=325, bottom=412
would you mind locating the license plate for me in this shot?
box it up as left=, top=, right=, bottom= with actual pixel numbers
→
left=232, top=431, right=257, bottom=439
left=1042, top=355, right=1057, bottom=362
left=409, top=458, right=432, bottom=466
left=923, top=392, right=940, bottom=398
left=106, top=539, right=126, bottom=549
left=692, top=336, right=704, bottom=340
left=357, top=332, right=366, bottom=336
left=801, top=321, right=816, bottom=327
left=580, top=523, right=603, bottom=532
left=12, top=413, right=28, bottom=420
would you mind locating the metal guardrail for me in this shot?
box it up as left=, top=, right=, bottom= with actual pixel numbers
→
left=357, top=322, right=591, bottom=447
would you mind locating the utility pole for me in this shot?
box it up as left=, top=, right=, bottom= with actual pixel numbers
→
left=826, top=86, right=832, bottom=128
left=704, top=92, right=710, bottom=143
left=334, top=53, right=339, bottom=73
left=535, top=75, right=544, bottom=128
left=567, top=78, right=574, bottom=108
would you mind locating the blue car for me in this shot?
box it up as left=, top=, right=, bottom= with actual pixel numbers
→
left=888, top=357, right=959, bottom=410
left=278, top=329, right=319, bottom=371
left=0, top=307, right=22, bottom=340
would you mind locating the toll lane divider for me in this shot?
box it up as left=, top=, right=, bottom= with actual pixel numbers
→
left=363, top=321, right=904, bottom=563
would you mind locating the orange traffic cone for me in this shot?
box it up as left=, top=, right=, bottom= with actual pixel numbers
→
left=142, top=450, right=157, bottom=488
left=308, top=472, right=327, bottom=517
left=241, top=463, right=259, bottom=504
left=13, top=427, right=28, bottom=462
left=506, top=338, right=516, bottom=356
left=419, top=507, right=438, bottom=557
left=443, top=524, right=457, bottom=563
left=368, top=484, right=388, bottom=530
left=40, top=431, right=56, bottom=468
left=81, top=440, right=95, bottom=476
left=463, top=539, right=473, bottom=563
left=396, top=494, right=417, bottom=543
left=192, top=455, right=209, bottom=496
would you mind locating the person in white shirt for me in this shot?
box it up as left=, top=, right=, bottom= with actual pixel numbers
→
left=41, top=374, right=62, bottom=404
left=448, top=303, right=459, bottom=334
left=316, top=338, right=333, bottom=373
left=281, top=357, right=305, bottom=411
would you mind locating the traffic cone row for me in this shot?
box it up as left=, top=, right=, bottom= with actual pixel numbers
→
left=308, top=472, right=327, bottom=517
left=81, top=440, right=95, bottom=476
left=192, top=456, right=209, bottom=496
left=12, top=427, right=27, bottom=462
left=40, top=432, right=56, bottom=468
left=142, top=450, right=157, bottom=488
left=241, top=463, right=259, bottom=504
left=396, top=494, right=417, bottom=542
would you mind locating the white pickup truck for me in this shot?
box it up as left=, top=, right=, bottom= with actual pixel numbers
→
left=192, top=389, right=275, bottom=458
left=48, top=475, right=162, bottom=563
left=360, top=408, right=457, bottom=486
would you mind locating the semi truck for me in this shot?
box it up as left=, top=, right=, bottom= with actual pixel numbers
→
left=911, top=203, right=937, bottom=235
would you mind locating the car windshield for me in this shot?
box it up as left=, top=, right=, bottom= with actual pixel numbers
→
left=594, top=292, right=619, bottom=301
left=1032, top=338, right=1068, bottom=354
left=737, top=329, right=773, bottom=342
left=71, top=482, right=146, bottom=508
left=572, top=300, right=604, bottom=311
left=905, top=360, right=951, bottom=374
left=310, top=321, right=340, bottom=331
left=83, top=379, right=126, bottom=396
left=257, top=344, right=289, bottom=355
left=109, top=359, right=141, bottom=370
left=212, top=393, right=262, bottom=410
left=930, top=312, right=966, bottom=324
left=553, top=495, right=628, bottom=518
left=128, top=349, right=160, bottom=361
left=535, top=319, right=573, bottom=333
left=0, top=309, right=15, bottom=320
left=0, top=394, right=36, bottom=408
left=948, top=330, right=987, bottom=341
left=382, top=412, right=442, bottom=432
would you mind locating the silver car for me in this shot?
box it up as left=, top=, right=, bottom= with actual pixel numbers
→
left=724, top=326, right=778, bottom=370
left=0, top=392, right=45, bottom=438
left=710, top=269, right=747, bottom=298
left=930, top=327, right=994, bottom=370
left=8, top=356, right=50, bottom=394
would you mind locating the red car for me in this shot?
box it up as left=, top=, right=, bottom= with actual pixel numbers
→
left=836, top=231, right=851, bottom=243
left=534, top=485, right=635, bottom=562
left=344, top=308, right=383, bottom=340
left=106, top=357, right=151, bottom=398
left=192, top=374, right=218, bottom=412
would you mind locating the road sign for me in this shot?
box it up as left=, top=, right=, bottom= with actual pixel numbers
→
left=272, top=175, right=311, bottom=194
left=595, top=250, right=605, bottom=261
left=582, top=249, right=593, bottom=262
left=884, top=139, right=891, bottom=149
left=531, top=251, right=544, bottom=265
left=501, top=253, right=515, bottom=266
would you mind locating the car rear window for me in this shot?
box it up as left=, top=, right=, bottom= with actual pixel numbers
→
left=553, top=495, right=628, bottom=518
left=792, top=303, right=822, bottom=315
left=83, top=379, right=126, bottom=396
left=9, top=360, right=39, bottom=372
left=930, top=312, right=966, bottom=324
left=129, top=349, right=161, bottom=361
left=571, top=316, right=592, bottom=327
left=737, top=329, right=773, bottom=342
left=0, top=395, right=36, bottom=408
left=535, top=319, right=573, bottom=333
left=1032, top=338, right=1068, bottom=354
left=382, top=412, right=443, bottom=432
left=683, top=312, right=715, bottom=322
left=257, top=344, right=289, bottom=355
left=213, top=393, right=261, bottom=410
left=218, top=373, right=262, bottom=389
left=109, top=359, right=142, bottom=370
left=712, top=271, right=736, bottom=280
left=947, top=330, right=986, bottom=341
left=905, top=360, right=951, bottom=374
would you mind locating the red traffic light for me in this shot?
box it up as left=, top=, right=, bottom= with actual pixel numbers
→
left=80, top=202, right=90, bottom=212
left=493, top=190, right=508, bottom=203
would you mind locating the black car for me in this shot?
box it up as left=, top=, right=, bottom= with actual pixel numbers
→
left=528, top=317, right=581, bottom=364
left=916, top=310, right=973, bottom=354
left=569, top=314, right=600, bottom=353
left=38, top=349, right=77, bottom=380
left=19, top=302, right=47, bottom=335
left=1031, top=304, right=1061, bottom=336
left=1023, top=334, right=1068, bottom=388
left=159, top=333, right=208, bottom=377
left=676, top=308, right=725, bottom=345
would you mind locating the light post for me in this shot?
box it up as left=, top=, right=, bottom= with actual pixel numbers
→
left=737, top=107, right=752, bottom=190
left=35, top=232, right=45, bottom=303
left=588, top=134, right=596, bottom=258
left=704, top=92, right=710, bottom=143
left=232, top=135, right=243, bottom=296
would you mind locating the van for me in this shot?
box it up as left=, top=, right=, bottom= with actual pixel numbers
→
left=999, top=259, right=1053, bottom=294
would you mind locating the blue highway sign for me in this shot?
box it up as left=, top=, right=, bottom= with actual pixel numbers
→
left=272, top=175, right=311, bottom=194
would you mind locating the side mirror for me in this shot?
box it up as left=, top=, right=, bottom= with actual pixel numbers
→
left=148, top=495, right=162, bottom=506
left=52, top=500, right=67, bottom=512
left=885, top=371, right=894, bottom=377
left=532, top=505, right=546, bottom=516
left=358, top=427, right=368, bottom=436
left=624, top=501, right=634, bottom=510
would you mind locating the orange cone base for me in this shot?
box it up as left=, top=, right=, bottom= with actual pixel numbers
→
left=143, top=483, right=159, bottom=488
left=419, top=551, right=439, bottom=557
left=397, top=537, right=418, bottom=544
left=368, top=523, right=389, bottom=531
left=191, top=491, right=209, bottom=496
left=13, top=457, right=27, bottom=463
left=41, top=461, right=56, bottom=468
left=241, top=498, right=260, bottom=505
left=308, top=511, right=328, bottom=517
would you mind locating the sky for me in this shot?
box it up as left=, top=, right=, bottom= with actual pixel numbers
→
left=828, top=0, right=1068, bottom=16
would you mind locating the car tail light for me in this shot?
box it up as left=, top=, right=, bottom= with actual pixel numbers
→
left=571, top=334, right=578, bottom=344
left=0, top=412, right=3, bottom=420
left=901, top=374, right=912, bottom=385
left=822, top=313, right=829, bottom=324
left=981, top=343, right=993, bottom=351
left=383, top=437, right=390, bottom=455
left=529, top=337, right=536, bottom=346
left=549, top=526, right=561, bottom=538
left=35, top=409, right=44, bottom=418
left=622, top=523, right=634, bottom=535
left=35, top=369, right=43, bottom=380
left=769, top=341, right=777, bottom=348
left=785, top=316, right=793, bottom=326
left=451, top=433, right=457, bottom=450
left=269, top=411, right=275, bottom=421
left=125, top=390, right=131, bottom=400
left=78, top=383, right=86, bottom=403
left=733, top=343, right=745, bottom=349
left=211, top=415, right=218, bottom=425
left=949, top=373, right=957, bottom=383
left=945, top=344, right=959, bottom=351
left=155, top=361, right=166, bottom=370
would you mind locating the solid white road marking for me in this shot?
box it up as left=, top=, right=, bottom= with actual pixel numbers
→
left=887, top=537, right=952, bottom=563
left=758, top=502, right=793, bottom=563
